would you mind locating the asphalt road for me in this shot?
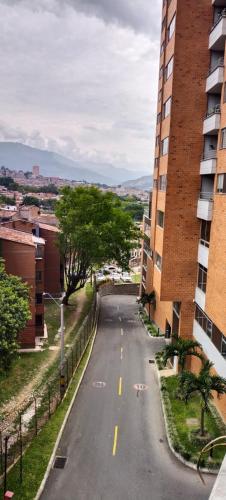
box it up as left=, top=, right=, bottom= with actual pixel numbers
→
left=41, top=295, right=215, bottom=500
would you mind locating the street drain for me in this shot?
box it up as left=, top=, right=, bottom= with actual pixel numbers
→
left=53, top=456, right=67, bottom=469
left=149, top=359, right=155, bottom=364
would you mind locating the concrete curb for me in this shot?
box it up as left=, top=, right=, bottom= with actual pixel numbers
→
left=156, top=367, right=219, bottom=476
left=138, top=315, right=165, bottom=340
left=35, top=296, right=100, bottom=500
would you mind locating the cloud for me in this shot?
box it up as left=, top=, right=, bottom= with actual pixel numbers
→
left=1, top=0, right=161, bottom=34
left=0, top=0, right=161, bottom=174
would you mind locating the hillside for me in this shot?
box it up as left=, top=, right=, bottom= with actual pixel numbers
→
left=0, top=142, right=148, bottom=186
left=122, top=175, right=152, bottom=190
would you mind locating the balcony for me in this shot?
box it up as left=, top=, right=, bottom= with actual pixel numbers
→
left=195, top=287, right=206, bottom=311
left=203, top=107, right=221, bottom=135
left=200, top=156, right=217, bottom=175
left=193, top=319, right=226, bottom=378
left=209, top=10, right=226, bottom=50
left=198, top=242, right=209, bottom=268
left=197, top=193, right=214, bottom=221
left=206, top=60, right=224, bottom=93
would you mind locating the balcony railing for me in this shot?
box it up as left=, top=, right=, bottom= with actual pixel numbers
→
left=199, top=191, right=214, bottom=201
left=208, top=57, right=224, bottom=76
left=206, top=104, right=221, bottom=118
left=211, top=8, right=226, bottom=31
left=202, top=150, right=217, bottom=160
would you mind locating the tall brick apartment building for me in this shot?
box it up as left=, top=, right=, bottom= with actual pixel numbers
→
left=0, top=218, right=63, bottom=348
left=141, top=0, right=226, bottom=419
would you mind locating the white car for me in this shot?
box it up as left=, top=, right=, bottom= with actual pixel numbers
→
left=111, top=273, right=121, bottom=282
left=121, top=272, right=132, bottom=283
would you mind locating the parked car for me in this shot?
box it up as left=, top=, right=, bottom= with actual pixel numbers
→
left=110, top=273, right=121, bottom=282
left=121, top=272, right=132, bottom=283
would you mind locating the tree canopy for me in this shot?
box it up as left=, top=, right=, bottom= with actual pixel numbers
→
left=56, top=186, right=140, bottom=304
left=0, top=259, right=31, bottom=371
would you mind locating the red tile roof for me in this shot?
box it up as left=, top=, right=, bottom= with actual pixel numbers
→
left=0, top=226, right=45, bottom=247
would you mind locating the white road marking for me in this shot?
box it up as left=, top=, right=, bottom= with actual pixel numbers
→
left=121, top=328, right=124, bottom=336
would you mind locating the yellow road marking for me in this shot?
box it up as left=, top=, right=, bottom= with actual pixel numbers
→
left=120, top=347, right=123, bottom=360
left=118, top=377, right=122, bottom=396
left=121, top=328, right=123, bottom=336
left=112, top=425, right=118, bottom=456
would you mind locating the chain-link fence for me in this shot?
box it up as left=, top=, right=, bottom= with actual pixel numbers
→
left=0, top=292, right=99, bottom=495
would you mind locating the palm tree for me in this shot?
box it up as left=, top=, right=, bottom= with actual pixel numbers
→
left=161, top=335, right=203, bottom=371
left=180, top=360, right=226, bottom=436
left=139, top=291, right=156, bottom=321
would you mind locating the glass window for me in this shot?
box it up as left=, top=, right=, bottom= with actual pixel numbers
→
left=217, top=174, right=226, bottom=193
left=165, top=57, right=174, bottom=81
left=161, top=137, right=169, bottom=156
left=168, top=15, right=176, bottom=41
left=155, top=252, right=162, bottom=271
left=163, top=97, right=172, bottom=118
left=36, top=270, right=42, bottom=283
left=157, top=112, right=162, bottom=124
left=159, top=175, right=167, bottom=191
left=156, top=135, right=160, bottom=147
left=153, top=179, right=158, bottom=189
left=159, top=65, right=164, bottom=79
left=157, top=210, right=164, bottom=228
left=158, top=88, right=162, bottom=102
left=198, top=264, right=207, bottom=293
left=221, top=128, right=226, bottom=148
left=160, top=41, right=165, bottom=55
left=222, top=336, right=226, bottom=357
left=36, top=293, right=43, bottom=304
left=200, top=220, right=211, bottom=247
left=35, top=314, right=43, bottom=326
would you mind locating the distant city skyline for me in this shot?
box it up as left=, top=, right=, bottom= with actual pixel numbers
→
left=0, top=0, right=161, bottom=173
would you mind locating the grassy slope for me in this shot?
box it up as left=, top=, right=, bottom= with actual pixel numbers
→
left=163, top=376, right=226, bottom=466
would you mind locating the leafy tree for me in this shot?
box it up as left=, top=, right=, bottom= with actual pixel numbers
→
left=161, top=336, right=203, bottom=371
left=0, top=260, right=31, bottom=371
left=0, top=176, right=18, bottom=191
left=23, top=195, right=40, bottom=207
left=180, top=361, right=226, bottom=436
left=139, top=291, right=156, bottom=321
left=56, top=186, right=140, bottom=305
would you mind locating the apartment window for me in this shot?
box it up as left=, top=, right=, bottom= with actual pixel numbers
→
left=36, top=270, right=42, bottom=283
left=221, top=128, right=226, bottom=148
left=163, top=97, right=172, bottom=119
left=161, top=136, right=169, bottom=156
left=162, top=16, right=166, bottom=32
left=36, top=293, right=43, bottom=305
left=156, top=135, right=160, bottom=147
left=159, top=175, right=167, bottom=191
left=164, top=56, right=174, bottom=81
left=222, top=336, right=226, bottom=357
left=157, top=210, right=164, bottom=228
left=154, top=157, right=159, bottom=168
left=35, top=314, right=43, bottom=327
left=160, top=41, right=165, bottom=55
left=167, top=15, right=176, bottom=41
left=217, top=174, right=226, bottom=193
left=153, top=179, right=158, bottom=189
left=198, top=264, right=207, bottom=293
left=200, top=220, right=211, bottom=247
left=35, top=245, right=43, bottom=259
left=159, top=65, right=164, bottom=79
left=155, top=252, right=162, bottom=271
left=157, top=112, right=162, bottom=124
left=195, top=306, right=212, bottom=338
left=158, top=88, right=163, bottom=102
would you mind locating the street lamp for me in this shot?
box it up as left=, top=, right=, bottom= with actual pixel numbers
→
left=43, top=292, right=65, bottom=380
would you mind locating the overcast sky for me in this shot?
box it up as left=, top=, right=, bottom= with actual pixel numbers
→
left=0, top=0, right=161, bottom=175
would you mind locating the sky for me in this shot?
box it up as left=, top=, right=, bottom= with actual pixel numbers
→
left=0, top=0, right=161, bottom=175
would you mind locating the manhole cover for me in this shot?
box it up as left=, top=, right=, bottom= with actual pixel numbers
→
left=133, top=384, right=148, bottom=391
left=53, top=456, right=67, bottom=469
left=92, top=381, right=106, bottom=388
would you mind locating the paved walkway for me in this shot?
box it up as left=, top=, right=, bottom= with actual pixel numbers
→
left=41, top=295, right=214, bottom=500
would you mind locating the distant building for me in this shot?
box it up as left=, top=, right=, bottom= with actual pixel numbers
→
left=32, top=165, right=40, bottom=178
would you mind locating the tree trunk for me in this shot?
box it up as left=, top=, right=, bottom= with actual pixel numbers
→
left=200, top=407, right=205, bottom=436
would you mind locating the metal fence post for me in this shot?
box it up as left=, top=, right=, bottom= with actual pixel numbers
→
left=19, top=413, right=23, bottom=484
left=4, top=436, right=9, bottom=494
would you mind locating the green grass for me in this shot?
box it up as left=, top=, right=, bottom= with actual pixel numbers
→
left=162, top=375, right=226, bottom=467
left=0, top=285, right=94, bottom=413
left=0, top=338, right=94, bottom=499
left=132, top=273, right=141, bottom=284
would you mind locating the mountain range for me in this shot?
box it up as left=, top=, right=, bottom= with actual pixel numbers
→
left=0, top=142, right=150, bottom=186
left=121, top=175, right=152, bottom=190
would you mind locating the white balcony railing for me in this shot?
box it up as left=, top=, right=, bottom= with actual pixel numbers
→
left=193, top=319, right=226, bottom=378
left=198, top=242, right=209, bottom=268
left=197, top=196, right=213, bottom=221
left=206, top=62, right=224, bottom=93
left=195, top=287, right=206, bottom=311
left=200, top=157, right=217, bottom=175
left=203, top=108, right=221, bottom=135
left=209, top=10, right=226, bottom=50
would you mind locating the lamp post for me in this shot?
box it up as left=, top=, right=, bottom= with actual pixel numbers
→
left=43, top=292, right=65, bottom=393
